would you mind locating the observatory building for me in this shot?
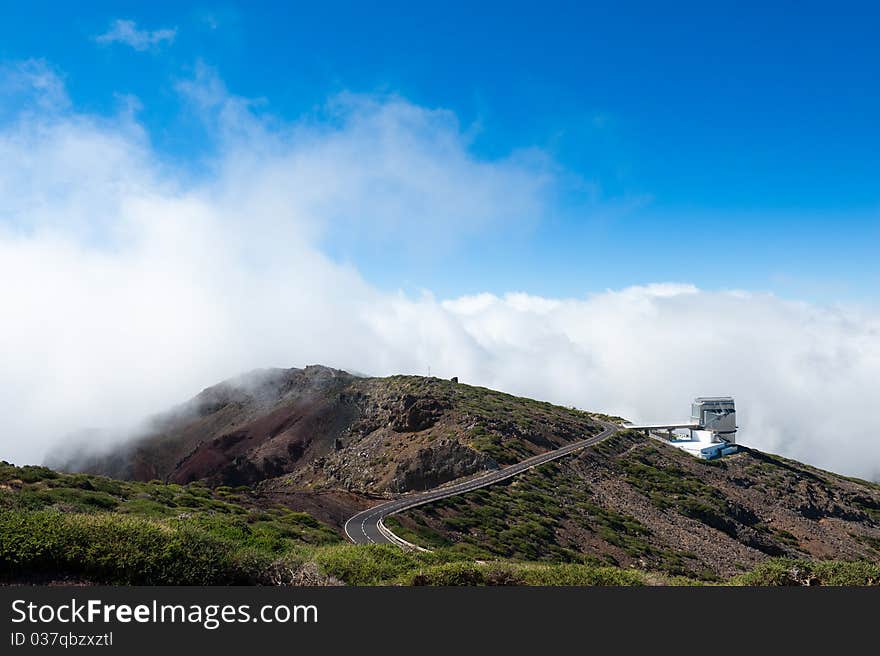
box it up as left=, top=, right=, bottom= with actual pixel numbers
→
left=690, top=397, right=736, bottom=441
left=629, top=397, right=738, bottom=460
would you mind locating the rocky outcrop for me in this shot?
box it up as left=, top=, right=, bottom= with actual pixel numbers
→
left=389, top=395, right=449, bottom=432
left=388, top=440, right=498, bottom=492
left=55, top=367, right=602, bottom=495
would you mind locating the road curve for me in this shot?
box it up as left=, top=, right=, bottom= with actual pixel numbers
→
left=344, top=420, right=619, bottom=547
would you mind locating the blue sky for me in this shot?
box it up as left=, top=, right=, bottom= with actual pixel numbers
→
left=4, top=2, right=880, bottom=475
left=1, top=0, right=878, bottom=301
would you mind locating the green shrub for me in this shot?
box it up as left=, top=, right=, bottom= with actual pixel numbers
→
left=405, top=561, right=645, bottom=586
left=735, top=558, right=880, bottom=586
left=118, top=497, right=178, bottom=517
left=382, top=516, right=451, bottom=549
left=0, top=510, right=266, bottom=584
left=407, top=561, right=527, bottom=586
left=10, top=466, right=59, bottom=483
left=409, top=561, right=494, bottom=586
left=37, top=487, right=119, bottom=511
left=313, top=544, right=425, bottom=585
left=520, top=563, right=645, bottom=586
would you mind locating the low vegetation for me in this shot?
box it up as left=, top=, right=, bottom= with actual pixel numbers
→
left=392, top=461, right=694, bottom=575
left=1, top=461, right=878, bottom=585
left=306, top=544, right=647, bottom=585
left=381, top=375, right=603, bottom=464
left=0, top=462, right=339, bottom=584
left=391, top=430, right=880, bottom=581
left=733, top=558, right=880, bottom=586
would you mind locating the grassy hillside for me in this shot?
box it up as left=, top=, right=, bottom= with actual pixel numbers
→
left=389, top=431, right=880, bottom=580
left=25, top=368, right=880, bottom=586
left=1, top=461, right=878, bottom=585
left=0, top=461, right=653, bottom=585
left=0, top=462, right=340, bottom=584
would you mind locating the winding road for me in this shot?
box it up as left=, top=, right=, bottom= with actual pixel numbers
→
left=344, top=420, right=619, bottom=548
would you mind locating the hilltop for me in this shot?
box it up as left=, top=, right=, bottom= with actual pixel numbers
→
left=53, top=365, right=605, bottom=494
left=37, top=365, right=880, bottom=584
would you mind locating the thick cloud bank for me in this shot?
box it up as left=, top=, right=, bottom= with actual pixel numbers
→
left=1, top=62, right=878, bottom=480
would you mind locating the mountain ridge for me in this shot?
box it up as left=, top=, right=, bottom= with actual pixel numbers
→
left=46, top=365, right=880, bottom=580
left=51, top=365, right=605, bottom=493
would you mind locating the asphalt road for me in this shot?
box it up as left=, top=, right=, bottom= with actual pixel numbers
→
left=344, top=420, right=619, bottom=547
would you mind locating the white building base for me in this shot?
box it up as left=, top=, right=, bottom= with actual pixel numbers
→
left=664, top=430, right=738, bottom=460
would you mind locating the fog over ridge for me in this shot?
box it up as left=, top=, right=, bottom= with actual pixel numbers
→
left=1, top=61, right=878, bottom=481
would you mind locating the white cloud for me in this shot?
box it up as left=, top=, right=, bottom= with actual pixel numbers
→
left=0, top=60, right=69, bottom=114
left=95, top=19, right=177, bottom=51
left=436, top=289, right=880, bottom=481
left=1, top=64, right=879, bottom=482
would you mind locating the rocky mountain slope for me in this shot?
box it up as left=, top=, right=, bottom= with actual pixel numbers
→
left=388, top=430, right=880, bottom=580
left=49, top=365, right=880, bottom=581
left=53, top=365, right=604, bottom=494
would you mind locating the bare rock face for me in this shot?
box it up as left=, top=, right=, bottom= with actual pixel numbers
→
left=388, top=440, right=499, bottom=492
left=389, top=395, right=449, bottom=433
left=55, top=367, right=603, bottom=496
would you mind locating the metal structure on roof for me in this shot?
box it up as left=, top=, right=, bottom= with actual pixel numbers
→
left=627, top=397, right=738, bottom=460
